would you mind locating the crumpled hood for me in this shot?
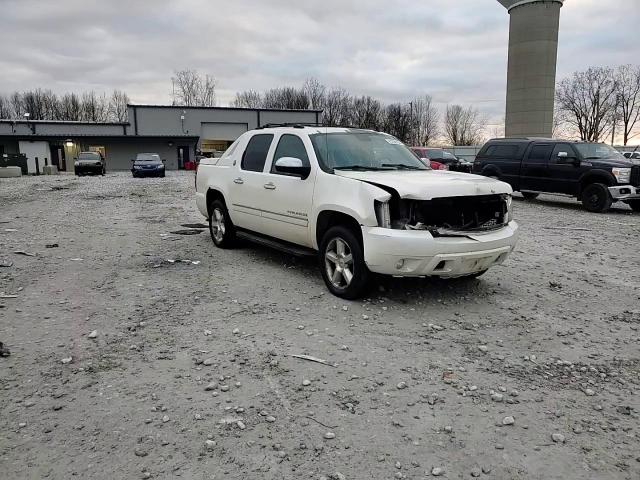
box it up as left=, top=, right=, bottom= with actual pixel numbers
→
left=334, top=170, right=512, bottom=200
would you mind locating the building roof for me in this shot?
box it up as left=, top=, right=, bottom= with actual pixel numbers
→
left=128, top=104, right=323, bottom=113
left=0, top=119, right=129, bottom=126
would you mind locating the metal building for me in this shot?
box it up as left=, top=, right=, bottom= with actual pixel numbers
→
left=498, top=0, right=564, bottom=138
left=0, top=105, right=321, bottom=173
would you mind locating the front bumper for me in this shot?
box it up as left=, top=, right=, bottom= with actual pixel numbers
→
left=362, top=221, right=519, bottom=277
left=132, top=168, right=164, bottom=177
left=75, top=163, right=103, bottom=174
left=609, top=185, right=640, bottom=201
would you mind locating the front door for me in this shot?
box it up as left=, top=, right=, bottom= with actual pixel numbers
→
left=259, top=133, right=315, bottom=246
left=177, top=146, right=190, bottom=169
left=227, top=133, right=275, bottom=233
left=520, top=143, right=553, bottom=192
left=547, top=143, right=583, bottom=195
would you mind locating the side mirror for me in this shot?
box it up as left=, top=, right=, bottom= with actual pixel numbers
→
left=557, top=152, right=580, bottom=166
left=130, top=159, right=135, bottom=162
left=162, top=159, right=166, bottom=163
left=274, top=157, right=310, bottom=179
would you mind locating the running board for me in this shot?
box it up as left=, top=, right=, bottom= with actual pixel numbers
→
left=236, top=230, right=316, bottom=257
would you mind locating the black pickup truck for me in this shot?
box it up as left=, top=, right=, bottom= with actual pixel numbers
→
left=473, top=138, right=640, bottom=213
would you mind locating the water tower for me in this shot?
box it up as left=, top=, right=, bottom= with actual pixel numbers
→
left=498, top=0, right=564, bottom=138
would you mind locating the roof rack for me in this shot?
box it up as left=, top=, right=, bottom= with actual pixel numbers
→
left=256, top=123, right=361, bottom=130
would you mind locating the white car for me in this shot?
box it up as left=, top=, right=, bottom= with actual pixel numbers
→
left=195, top=126, right=519, bottom=298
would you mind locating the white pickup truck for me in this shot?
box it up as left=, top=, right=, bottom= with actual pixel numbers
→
left=195, top=126, right=519, bottom=298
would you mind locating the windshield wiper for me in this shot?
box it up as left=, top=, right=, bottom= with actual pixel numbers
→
left=381, top=163, right=423, bottom=170
left=333, top=165, right=392, bottom=171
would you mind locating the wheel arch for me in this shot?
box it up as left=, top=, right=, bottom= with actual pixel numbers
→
left=578, top=171, right=616, bottom=194
left=315, top=209, right=363, bottom=250
left=206, top=188, right=226, bottom=217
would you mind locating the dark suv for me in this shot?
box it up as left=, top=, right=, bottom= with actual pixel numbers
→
left=473, top=138, right=640, bottom=213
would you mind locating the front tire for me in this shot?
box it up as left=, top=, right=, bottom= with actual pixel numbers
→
left=581, top=183, right=612, bottom=213
left=209, top=199, right=236, bottom=248
left=626, top=200, right=640, bottom=212
left=319, top=226, right=370, bottom=299
left=521, top=192, right=539, bottom=200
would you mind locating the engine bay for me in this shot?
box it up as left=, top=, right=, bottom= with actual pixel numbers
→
left=378, top=194, right=510, bottom=234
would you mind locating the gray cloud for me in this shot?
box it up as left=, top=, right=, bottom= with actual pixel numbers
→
left=1, top=0, right=638, bottom=125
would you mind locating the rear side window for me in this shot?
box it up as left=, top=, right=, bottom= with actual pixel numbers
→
left=528, top=144, right=553, bottom=163
left=484, top=145, right=518, bottom=158
left=272, top=135, right=310, bottom=173
left=241, top=134, right=273, bottom=172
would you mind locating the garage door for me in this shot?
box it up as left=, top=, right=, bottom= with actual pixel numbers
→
left=200, top=123, right=247, bottom=141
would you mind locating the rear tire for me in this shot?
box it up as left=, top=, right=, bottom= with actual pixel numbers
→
left=581, top=183, right=612, bottom=213
left=209, top=199, right=236, bottom=248
left=626, top=200, right=640, bottom=212
left=319, top=225, right=370, bottom=299
left=521, top=192, right=539, bottom=200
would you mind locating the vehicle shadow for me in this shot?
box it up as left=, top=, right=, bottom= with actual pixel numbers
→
left=234, top=238, right=500, bottom=303
left=513, top=195, right=635, bottom=215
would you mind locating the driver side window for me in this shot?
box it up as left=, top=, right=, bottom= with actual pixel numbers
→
left=271, top=134, right=310, bottom=174
left=551, top=144, right=575, bottom=163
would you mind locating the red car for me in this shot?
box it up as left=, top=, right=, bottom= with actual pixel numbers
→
left=411, top=147, right=447, bottom=170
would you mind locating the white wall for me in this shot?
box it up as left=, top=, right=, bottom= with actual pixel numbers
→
left=18, top=141, right=50, bottom=174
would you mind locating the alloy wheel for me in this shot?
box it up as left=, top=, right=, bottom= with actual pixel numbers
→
left=211, top=208, right=225, bottom=242
left=324, top=237, right=354, bottom=288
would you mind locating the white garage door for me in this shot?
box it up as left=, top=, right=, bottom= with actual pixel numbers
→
left=200, top=123, right=247, bottom=141
left=18, top=141, right=50, bottom=174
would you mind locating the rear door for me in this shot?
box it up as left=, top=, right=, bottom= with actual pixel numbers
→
left=520, top=143, right=553, bottom=192
left=227, top=133, right=274, bottom=232
left=259, top=133, right=316, bottom=246
left=477, top=143, right=522, bottom=188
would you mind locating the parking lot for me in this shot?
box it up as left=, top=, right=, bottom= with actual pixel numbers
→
left=1, top=171, right=639, bottom=479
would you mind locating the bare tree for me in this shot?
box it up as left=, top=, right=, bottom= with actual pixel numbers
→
left=262, top=87, right=309, bottom=110
left=80, top=91, right=109, bottom=122
left=232, top=90, right=262, bottom=108
left=59, top=93, right=82, bottom=121
left=0, top=94, right=11, bottom=118
left=351, top=95, right=382, bottom=130
left=108, top=90, right=129, bottom=122
left=615, top=64, right=640, bottom=145
left=171, top=69, right=217, bottom=107
left=410, top=95, right=439, bottom=145
left=443, top=105, right=484, bottom=145
left=303, top=78, right=326, bottom=110
left=556, top=67, right=617, bottom=142
left=382, top=103, right=413, bottom=143
left=323, top=88, right=352, bottom=126
left=9, top=92, right=25, bottom=118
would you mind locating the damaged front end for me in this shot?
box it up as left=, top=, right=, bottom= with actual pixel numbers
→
left=375, top=193, right=512, bottom=236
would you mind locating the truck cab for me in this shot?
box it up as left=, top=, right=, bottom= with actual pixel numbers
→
left=473, top=138, right=640, bottom=213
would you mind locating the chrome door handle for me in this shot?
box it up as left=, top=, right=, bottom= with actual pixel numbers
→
left=233, top=178, right=244, bottom=184
left=263, top=183, right=276, bottom=190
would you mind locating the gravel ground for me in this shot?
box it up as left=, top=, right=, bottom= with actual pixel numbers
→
left=1, top=171, right=639, bottom=480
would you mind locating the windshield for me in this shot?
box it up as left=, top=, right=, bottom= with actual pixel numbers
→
left=309, top=131, right=428, bottom=172
left=136, top=153, right=161, bottom=162
left=574, top=143, right=625, bottom=160
left=78, top=152, right=100, bottom=161
left=426, top=149, right=444, bottom=160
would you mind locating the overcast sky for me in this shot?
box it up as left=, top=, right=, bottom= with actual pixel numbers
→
left=1, top=0, right=639, bottom=126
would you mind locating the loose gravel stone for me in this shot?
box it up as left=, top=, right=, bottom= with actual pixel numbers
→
left=502, top=416, right=515, bottom=426
left=431, top=466, right=445, bottom=476
left=324, top=431, right=336, bottom=439
left=552, top=433, right=566, bottom=443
